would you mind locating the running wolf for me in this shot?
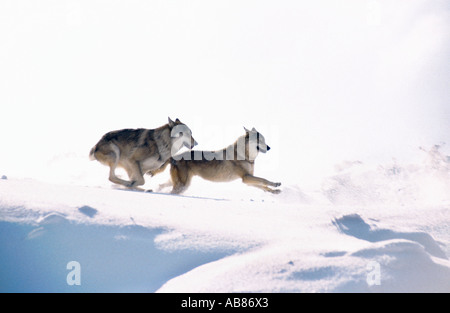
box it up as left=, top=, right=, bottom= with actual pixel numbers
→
left=89, top=117, right=197, bottom=188
left=159, top=127, right=281, bottom=194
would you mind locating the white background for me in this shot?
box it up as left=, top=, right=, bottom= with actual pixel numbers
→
left=1, top=0, right=449, bottom=186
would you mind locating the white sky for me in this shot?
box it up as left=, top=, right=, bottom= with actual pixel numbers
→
left=0, top=0, right=449, bottom=185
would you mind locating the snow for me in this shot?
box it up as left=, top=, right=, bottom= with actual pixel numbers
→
left=1, top=147, right=449, bottom=292
left=1, top=0, right=449, bottom=293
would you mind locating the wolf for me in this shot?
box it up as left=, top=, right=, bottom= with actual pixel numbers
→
left=157, top=127, right=281, bottom=194
left=89, top=117, right=197, bottom=188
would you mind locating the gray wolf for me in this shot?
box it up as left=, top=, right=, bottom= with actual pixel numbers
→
left=89, top=117, right=197, bottom=188
left=158, top=127, right=281, bottom=194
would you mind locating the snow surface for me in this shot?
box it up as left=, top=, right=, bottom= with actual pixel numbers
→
left=1, top=147, right=449, bottom=293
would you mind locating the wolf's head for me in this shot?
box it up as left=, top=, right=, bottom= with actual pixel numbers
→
left=169, top=117, right=198, bottom=153
left=244, top=127, right=271, bottom=160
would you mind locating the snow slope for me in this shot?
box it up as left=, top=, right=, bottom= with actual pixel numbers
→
left=1, top=147, right=449, bottom=292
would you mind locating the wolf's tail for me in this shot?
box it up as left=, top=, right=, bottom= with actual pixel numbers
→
left=89, top=146, right=97, bottom=161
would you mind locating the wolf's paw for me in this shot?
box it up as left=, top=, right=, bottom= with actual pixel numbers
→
left=265, top=187, right=282, bottom=194
left=126, top=181, right=137, bottom=188
left=274, top=182, right=282, bottom=187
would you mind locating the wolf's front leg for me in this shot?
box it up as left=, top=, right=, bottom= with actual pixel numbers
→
left=242, top=174, right=282, bottom=193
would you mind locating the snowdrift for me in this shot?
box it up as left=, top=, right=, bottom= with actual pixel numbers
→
left=1, top=147, right=449, bottom=292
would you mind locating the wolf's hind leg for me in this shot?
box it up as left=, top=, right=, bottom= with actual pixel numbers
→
left=108, top=167, right=133, bottom=187
left=103, top=143, right=134, bottom=187
left=108, top=164, right=133, bottom=187
left=123, top=161, right=145, bottom=188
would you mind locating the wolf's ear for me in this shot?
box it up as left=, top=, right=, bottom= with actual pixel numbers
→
left=244, top=127, right=250, bottom=133
left=175, top=118, right=181, bottom=123
left=168, top=117, right=175, bottom=127
left=252, top=127, right=257, bottom=132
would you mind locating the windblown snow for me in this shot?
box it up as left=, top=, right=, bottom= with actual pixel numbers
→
left=1, top=146, right=449, bottom=292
